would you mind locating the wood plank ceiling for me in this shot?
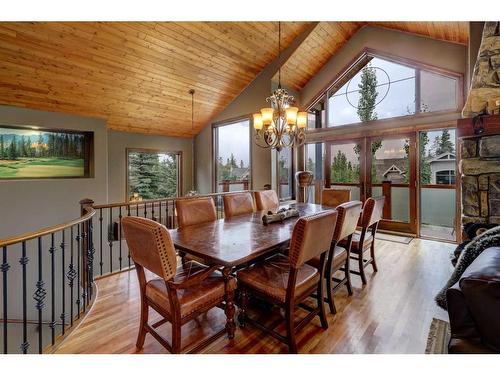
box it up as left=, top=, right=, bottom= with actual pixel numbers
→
left=0, top=22, right=469, bottom=137
left=0, top=22, right=311, bottom=137
left=275, top=21, right=469, bottom=91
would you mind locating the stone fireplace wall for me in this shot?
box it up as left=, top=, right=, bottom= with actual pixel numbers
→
left=461, top=135, right=500, bottom=225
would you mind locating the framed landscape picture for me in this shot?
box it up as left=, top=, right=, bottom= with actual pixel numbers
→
left=0, top=124, right=93, bottom=179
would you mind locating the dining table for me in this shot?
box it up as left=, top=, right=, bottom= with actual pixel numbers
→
left=169, top=202, right=336, bottom=270
left=169, top=202, right=336, bottom=337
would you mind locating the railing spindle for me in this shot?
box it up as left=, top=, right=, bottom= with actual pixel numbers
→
left=60, top=230, right=66, bottom=335
left=68, top=226, right=76, bottom=327
left=143, top=202, right=147, bottom=218
left=76, top=225, right=81, bottom=319
left=108, top=207, right=113, bottom=273
left=34, top=237, right=46, bottom=354
left=19, top=241, right=29, bottom=354
left=87, top=218, right=94, bottom=301
left=159, top=201, right=162, bottom=225
left=99, top=208, right=103, bottom=276
left=2, top=246, right=9, bottom=354
left=127, top=204, right=131, bottom=268
left=49, top=233, right=56, bottom=345
left=81, top=222, right=86, bottom=311
left=166, top=201, right=170, bottom=228
left=118, top=206, right=123, bottom=270
left=151, top=202, right=155, bottom=221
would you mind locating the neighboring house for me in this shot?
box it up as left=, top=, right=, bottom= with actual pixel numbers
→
left=230, top=166, right=250, bottom=181
left=428, top=152, right=456, bottom=184
left=374, top=158, right=407, bottom=183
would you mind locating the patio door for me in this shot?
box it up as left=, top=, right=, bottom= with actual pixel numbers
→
left=366, top=133, right=417, bottom=234
left=325, top=138, right=367, bottom=202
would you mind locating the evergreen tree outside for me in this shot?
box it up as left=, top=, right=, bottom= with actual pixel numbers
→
left=128, top=151, right=179, bottom=200
left=435, top=129, right=455, bottom=155
left=357, top=63, right=379, bottom=122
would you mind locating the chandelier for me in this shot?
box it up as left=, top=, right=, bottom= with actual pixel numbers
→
left=252, top=22, right=307, bottom=152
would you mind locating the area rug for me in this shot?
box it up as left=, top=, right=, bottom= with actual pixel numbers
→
left=425, top=318, right=450, bottom=354
left=375, top=232, right=413, bottom=244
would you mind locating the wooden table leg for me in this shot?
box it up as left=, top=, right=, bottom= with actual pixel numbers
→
left=222, top=266, right=236, bottom=340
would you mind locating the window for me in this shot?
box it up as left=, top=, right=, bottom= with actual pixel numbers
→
left=127, top=149, right=181, bottom=200
left=436, top=170, right=455, bottom=185
left=214, top=119, right=251, bottom=192
left=419, top=129, right=456, bottom=185
left=305, top=143, right=324, bottom=203
left=277, top=148, right=293, bottom=200
left=309, top=54, right=460, bottom=129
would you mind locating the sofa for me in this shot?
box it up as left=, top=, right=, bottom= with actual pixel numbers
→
left=446, top=246, right=500, bottom=353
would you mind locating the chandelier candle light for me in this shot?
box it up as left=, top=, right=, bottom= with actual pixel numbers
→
left=253, top=22, right=307, bottom=152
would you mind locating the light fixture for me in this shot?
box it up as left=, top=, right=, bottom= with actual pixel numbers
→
left=253, top=22, right=307, bottom=152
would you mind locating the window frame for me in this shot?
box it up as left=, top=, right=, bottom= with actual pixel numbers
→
left=125, top=147, right=182, bottom=201
left=305, top=48, right=464, bottom=133
left=276, top=147, right=295, bottom=201
left=212, top=115, right=253, bottom=193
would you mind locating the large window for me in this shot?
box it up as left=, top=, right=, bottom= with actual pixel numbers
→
left=309, top=54, right=460, bottom=128
left=214, top=119, right=251, bottom=192
left=127, top=149, right=181, bottom=200
left=277, top=148, right=293, bottom=200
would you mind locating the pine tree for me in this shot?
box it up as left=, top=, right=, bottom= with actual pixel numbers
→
left=38, top=134, right=44, bottom=157
left=8, top=135, right=17, bottom=160
left=157, top=156, right=178, bottom=198
left=436, top=129, right=454, bottom=155
left=357, top=63, right=378, bottom=122
left=0, top=135, right=4, bottom=159
left=128, top=152, right=162, bottom=199
left=419, top=132, right=431, bottom=184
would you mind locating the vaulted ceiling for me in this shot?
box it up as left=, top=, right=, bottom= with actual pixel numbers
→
left=0, top=22, right=469, bottom=137
left=274, top=21, right=469, bottom=91
left=0, top=22, right=312, bottom=137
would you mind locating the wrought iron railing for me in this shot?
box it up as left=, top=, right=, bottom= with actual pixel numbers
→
left=0, top=190, right=257, bottom=353
left=0, top=203, right=96, bottom=354
left=87, top=190, right=256, bottom=278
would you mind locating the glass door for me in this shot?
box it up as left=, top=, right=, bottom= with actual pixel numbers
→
left=325, top=138, right=366, bottom=203
left=418, top=128, right=457, bottom=241
left=366, top=134, right=417, bottom=234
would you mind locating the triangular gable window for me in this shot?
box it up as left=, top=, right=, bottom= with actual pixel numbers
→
left=307, top=53, right=460, bottom=129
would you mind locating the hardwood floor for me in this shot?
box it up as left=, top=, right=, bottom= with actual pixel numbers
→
left=54, top=238, right=455, bottom=354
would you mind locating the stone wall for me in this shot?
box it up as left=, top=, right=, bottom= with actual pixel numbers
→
left=461, top=135, right=500, bottom=224
left=463, top=21, right=500, bottom=116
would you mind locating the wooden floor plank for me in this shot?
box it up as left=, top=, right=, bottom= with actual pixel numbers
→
left=54, top=238, right=454, bottom=354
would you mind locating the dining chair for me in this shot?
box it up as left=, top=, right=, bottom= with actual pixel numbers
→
left=307, top=200, right=362, bottom=314
left=342, top=196, right=385, bottom=285
left=254, top=190, right=279, bottom=212
left=223, top=191, right=255, bottom=218
left=121, top=216, right=236, bottom=354
left=175, top=196, right=217, bottom=265
left=237, top=210, right=338, bottom=353
left=322, top=188, right=352, bottom=207
left=175, top=196, right=217, bottom=228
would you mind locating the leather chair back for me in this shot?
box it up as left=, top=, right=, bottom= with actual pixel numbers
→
left=322, top=189, right=351, bottom=207
left=176, top=197, right=217, bottom=228
left=333, top=201, right=363, bottom=242
left=360, top=196, right=385, bottom=228
left=223, top=192, right=255, bottom=218
left=288, top=210, right=338, bottom=268
left=122, top=216, right=177, bottom=281
left=255, top=190, right=279, bottom=211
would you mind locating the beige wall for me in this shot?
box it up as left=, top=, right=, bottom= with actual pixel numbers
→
left=0, top=105, right=108, bottom=238
left=194, top=23, right=317, bottom=194
left=0, top=105, right=195, bottom=238
left=107, top=130, right=193, bottom=203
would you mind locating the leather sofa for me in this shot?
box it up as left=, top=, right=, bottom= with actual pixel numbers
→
left=446, top=246, right=500, bottom=353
